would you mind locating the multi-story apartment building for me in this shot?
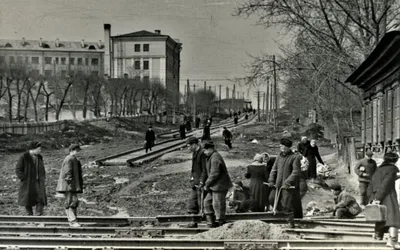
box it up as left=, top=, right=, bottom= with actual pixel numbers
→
left=0, top=38, right=103, bottom=77
left=104, top=24, right=182, bottom=103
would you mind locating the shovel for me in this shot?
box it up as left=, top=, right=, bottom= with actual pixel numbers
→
left=272, top=185, right=295, bottom=215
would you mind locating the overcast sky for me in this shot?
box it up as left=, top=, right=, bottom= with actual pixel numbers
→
left=0, top=0, right=287, bottom=107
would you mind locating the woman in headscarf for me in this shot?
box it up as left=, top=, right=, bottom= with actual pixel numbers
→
left=368, top=152, right=400, bottom=248
left=245, top=153, right=275, bottom=212
left=303, top=139, right=324, bottom=181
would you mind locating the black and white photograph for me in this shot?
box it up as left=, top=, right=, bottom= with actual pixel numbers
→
left=0, top=0, right=400, bottom=249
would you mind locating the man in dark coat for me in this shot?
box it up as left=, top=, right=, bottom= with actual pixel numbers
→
left=56, top=144, right=83, bottom=227
left=234, top=115, right=239, bottom=125
left=195, top=117, right=201, bottom=128
left=222, top=127, right=233, bottom=149
left=368, top=152, right=400, bottom=248
left=16, top=141, right=47, bottom=216
left=202, top=124, right=211, bottom=141
left=331, top=183, right=361, bottom=219
left=183, top=137, right=208, bottom=228
left=145, top=125, right=155, bottom=153
left=354, top=150, right=377, bottom=206
left=268, top=138, right=303, bottom=228
left=203, top=141, right=233, bottom=227
left=179, top=122, right=186, bottom=140
left=297, top=136, right=310, bottom=155
left=303, top=139, right=324, bottom=180
left=186, top=120, right=192, bottom=132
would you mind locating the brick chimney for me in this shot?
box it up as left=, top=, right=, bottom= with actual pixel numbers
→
left=154, top=30, right=161, bottom=34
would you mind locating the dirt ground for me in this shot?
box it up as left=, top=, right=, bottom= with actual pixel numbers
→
left=0, top=118, right=353, bottom=221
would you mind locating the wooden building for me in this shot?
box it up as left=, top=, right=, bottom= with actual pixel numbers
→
left=345, top=31, right=400, bottom=153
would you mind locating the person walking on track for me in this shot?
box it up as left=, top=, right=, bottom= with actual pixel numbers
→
left=268, top=138, right=303, bottom=228
left=145, top=125, right=155, bottom=153
left=183, top=137, right=208, bottom=228
left=56, top=144, right=84, bottom=227
left=203, top=141, right=232, bottom=227
left=222, top=127, right=233, bottom=149
left=16, top=141, right=47, bottom=216
left=354, top=150, right=377, bottom=207
left=368, top=152, right=400, bottom=248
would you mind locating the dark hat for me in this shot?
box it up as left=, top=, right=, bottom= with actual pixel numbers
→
left=203, top=141, right=215, bottom=149
left=186, top=137, right=199, bottom=145
left=384, top=152, right=399, bottom=163
left=330, top=183, right=342, bottom=191
left=148, top=125, right=152, bottom=128
left=223, top=126, right=227, bottom=129
left=280, top=138, right=293, bottom=148
left=69, top=144, right=82, bottom=152
left=365, top=150, right=373, bottom=156
left=29, top=141, right=41, bottom=150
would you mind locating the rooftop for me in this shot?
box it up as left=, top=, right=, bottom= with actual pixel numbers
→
left=0, top=39, right=104, bottom=52
left=112, top=30, right=182, bottom=45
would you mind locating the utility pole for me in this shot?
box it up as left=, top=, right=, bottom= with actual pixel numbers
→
left=209, top=86, right=211, bottom=92
left=219, top=85, right=221, bottom=113
left=263, top=92, right=266, bottom=120
left=273, top=54, right=278, bottom=130
left=204, top=81, right=206, bottom=91
left=232, top=84, right=235, bottom=112
left=257, top=91, right=260, bottom=121
left=226, top=86, right=229, bottom=111
left=193, top=84, right=196, bottom=122
left=266, top=77, right=270, bottom=123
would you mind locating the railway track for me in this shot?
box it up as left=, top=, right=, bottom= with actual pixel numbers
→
left=95, top=114, right=255, bottom=167
left=0, top=213, right=390, bottom=249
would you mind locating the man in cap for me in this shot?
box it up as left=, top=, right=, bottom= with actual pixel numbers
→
left=145, top=125, right=155, bottom=153
left=203, top=141, right=233, bottom=227
left=354, top=150, right=377, bottom=207
left=56, top=144, right=83, bottom=227
left=183, top=137, right=208, bottom=228
left=331, top=183, right=361, bottom=219
left=268, top=138, right=303, bottom=228
left=16, top=141, right=47, bottom=216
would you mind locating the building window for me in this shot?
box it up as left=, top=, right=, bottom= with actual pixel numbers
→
left=91, top=71, right=99, bottom=76
left=143, top=61, right=149, bottom=70
left=17, top=56, right=23, bottom=64
left=134, top=44, right=140, bottom=52
left=61, top=57, right=66, bottom=65
left=143, top=44, right=149, bottom=52
left=55, top=57, right=59, bottom=64
left=44, top=70, right=52, bottom=77
left=44, top=57, right=52, bottom=64
left=0, top=56, right=5, bottom=64
left=91, top=58, right=99, bottom=65
left=9, top=56, right=15, bottom=64
left=61, top=70, right=67, bottom=77
left=85, top=58, right=89, bottom=65
left=32, top=57, right=39, bottom=64
left=77, top=58, right=83, bottom=65
left=134, top=60, right=140, bottom=70
left=69, top=58, right=75, bottom=65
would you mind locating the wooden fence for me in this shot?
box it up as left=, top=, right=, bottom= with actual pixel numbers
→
left=0, top=115, right=156, bottom=135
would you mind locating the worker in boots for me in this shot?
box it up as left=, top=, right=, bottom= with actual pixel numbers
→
left=145, top=125, right=155, bottom=153
left=331, top=183, right=361, bottom=219
left=368, top=152, right=400, bottom=249
left=183, top=137, right=207, bottom=228
left=203, top=141, right=232, bottom=227
left=179, top=122, right=186, bottom=140
left=56, top=144, right=83, bottom=227
left=222, top=127, right=233, bottom=149
left=268, top=138, right=303, bottom=228
left=354, top=150, right=377, bottom=208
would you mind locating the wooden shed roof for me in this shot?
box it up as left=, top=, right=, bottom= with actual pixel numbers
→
left=345, top=31, right=400, bottom=91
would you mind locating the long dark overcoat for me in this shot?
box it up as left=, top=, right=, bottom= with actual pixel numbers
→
left=368, top=162, right=400, bottom=228
left=56, top=154, right=83, bottom=193
left=204, top=150, right=232, bottom=192
left=15, top=152, right=47, bottom=206
left=245, top=158, right=276, bottom=212
left=268, top=150, right=303, bottom=218
left=303, top=145, right=324, bottom=179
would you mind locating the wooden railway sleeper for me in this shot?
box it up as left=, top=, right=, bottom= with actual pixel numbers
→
left=6, top=246, right=20, bottom=250
left=224, top=242, right=278, bottom=250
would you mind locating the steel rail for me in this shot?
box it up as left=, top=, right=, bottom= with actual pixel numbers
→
left=0, top=216, right=155, bottom=225
left=285, top=228, right=375, bottom=240
left=0, top=238, right=388, bottom=249
left=125, top=114, right=257, bottom=166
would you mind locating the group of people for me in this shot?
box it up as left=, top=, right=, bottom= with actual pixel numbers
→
left=184, top=136, right=307, bottom=228
left=16, top=141, right=84, bottom=227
